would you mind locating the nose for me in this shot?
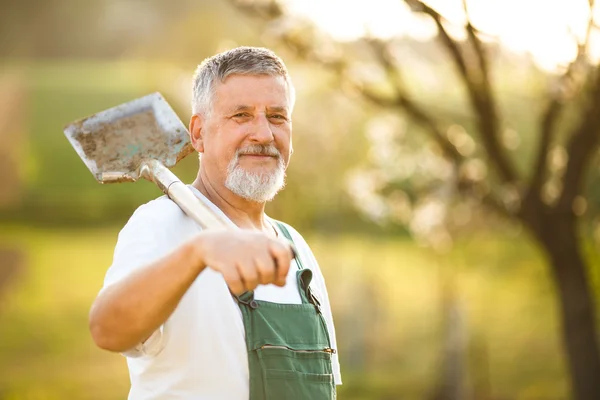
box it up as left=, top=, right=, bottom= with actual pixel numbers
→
left=249, top=113, right=274, bottom=144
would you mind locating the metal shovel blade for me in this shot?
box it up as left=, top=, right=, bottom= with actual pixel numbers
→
left=64, top=92, right=194, bottom=184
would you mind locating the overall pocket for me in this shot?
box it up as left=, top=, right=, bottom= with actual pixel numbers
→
left=257, top=345, right=335, bottom=400
left=264, top=369, right=334, bottom=400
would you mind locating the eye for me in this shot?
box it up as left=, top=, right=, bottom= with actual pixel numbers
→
left=268, top=114, right=287, bottom=122
left=233, top=112, right=251, bottom=118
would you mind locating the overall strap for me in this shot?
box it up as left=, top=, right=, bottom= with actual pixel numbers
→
left=274, top=221, right=305, bottom=270
left=274, top=220, right=322, bottom=310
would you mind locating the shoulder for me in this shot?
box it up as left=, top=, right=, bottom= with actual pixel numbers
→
left=126, top=195, right=187, bottom=227
left=105, top=196, right=198, bottom=288
left=118, top=195, right=198, bottom=239
left=116, top=194, right=200, bottom=250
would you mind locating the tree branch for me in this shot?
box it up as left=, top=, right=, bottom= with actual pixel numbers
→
left=365, top=38, right=404, bottom=95
left=362, top=38, right=463, bottom=160
left=528, top=99, right=563, bottom=200
left=347, top=78, right=464, bottom=164
left=528, top=0, right=596, bottom=207
left=457, top=178, right=512, bottom=219
left=230, top=0, right=513, bottom=219
left=405, top=0, right=470, bottom=87
left=405, top=0, right=518, bottom=184
left=557, top=66, right=600, bottom=212
left=232, top=8, right=466, bottom=167
left=462, top=0, right=489, bottom=85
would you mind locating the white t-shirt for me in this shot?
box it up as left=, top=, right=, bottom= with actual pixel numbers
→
left=102, top=186, right=342, bottom=400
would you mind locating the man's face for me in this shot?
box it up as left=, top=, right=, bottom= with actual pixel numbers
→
left=193, top=74, right=292, bottom=202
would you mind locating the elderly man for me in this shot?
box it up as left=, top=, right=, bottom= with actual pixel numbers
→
left=89, top=47, right=341, bottom=399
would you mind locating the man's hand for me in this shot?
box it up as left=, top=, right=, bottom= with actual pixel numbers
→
left=194, top=229, right=293, bottom=295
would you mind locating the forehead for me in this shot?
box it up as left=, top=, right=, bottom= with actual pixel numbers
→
left=213, top=74, right=290, bottom=110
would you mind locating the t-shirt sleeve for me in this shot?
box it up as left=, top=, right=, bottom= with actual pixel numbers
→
left=104, top=198, right=181, bottom=288
left=101, top=197, right=195, bottom=358
left=283, top=224, right=343, bottom=386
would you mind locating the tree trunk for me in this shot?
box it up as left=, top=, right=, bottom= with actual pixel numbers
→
left=431, top=274, right=469, bottom=400
left=534, top=217, right=600, bottom=400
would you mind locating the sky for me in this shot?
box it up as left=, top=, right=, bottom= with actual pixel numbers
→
left=285, top=0, right=600, bottom=71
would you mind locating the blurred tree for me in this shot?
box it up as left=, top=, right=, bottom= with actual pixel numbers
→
left=0, top=0, right=378, bottom=231
left=230, top=0, right=600, bottom=398
left=0, top=248, right=25, bottom=304
left=0, top=70, right=27, bottom=208
left=0, top=0, right=232, bottom=59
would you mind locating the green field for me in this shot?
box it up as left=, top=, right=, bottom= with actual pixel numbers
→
left=1, top=226, right=596, bottom=399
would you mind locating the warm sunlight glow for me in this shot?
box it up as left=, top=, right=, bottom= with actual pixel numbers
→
left=286, top=0, right=600, bottom=71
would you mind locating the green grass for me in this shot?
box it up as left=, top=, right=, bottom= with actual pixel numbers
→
left=1, top=226, right=597, bottom=399
left=312, top=232, right=572, bottom=399
left=0, top=226, right=129, bottom=400
left=1, top=60, right=200, bottom=225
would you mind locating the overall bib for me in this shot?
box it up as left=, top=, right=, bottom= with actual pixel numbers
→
left=236, top=222, right=336, bottom=400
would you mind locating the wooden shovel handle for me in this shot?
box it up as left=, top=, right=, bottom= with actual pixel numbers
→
left=140, top=159, right=229, bottom=230
left=139, top=159, right=298, bottom=258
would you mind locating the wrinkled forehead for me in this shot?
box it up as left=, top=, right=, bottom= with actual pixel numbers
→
left=213, top=74, right=293, bottom=110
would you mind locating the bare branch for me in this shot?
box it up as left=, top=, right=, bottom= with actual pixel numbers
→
left=230, top=0, right=512, bottom=219
left=236, top=9, right=465, bottom=167
left=397, top=96, right=464, bottom=164
left=347, top=78, right=464, bottom=164
left=557, top=67, right=600, bottom=212
left=481, top=194, right=512, bottom=219
left=527, top=99, right=563, bottom=202
left=462, top=0, right=489, bottom=85
left=405, top=0, right=470, bottom=86
left=350, top=82, right=398, bottom=108
left=457, top=178, right=512, bottom=219
left=365, top=38, right=404, bottom=95
left=527, top=0, right=596, bottom=206
left=344, top=38, right=469, bottom=165
left=585, top=0, right=596, bottom=52
left=404, top=0, right=518, bottom=184
left=566, top=0, right=595, bottom=58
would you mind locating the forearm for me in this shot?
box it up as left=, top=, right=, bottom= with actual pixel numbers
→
left=89, top=238, right=205, bottom=352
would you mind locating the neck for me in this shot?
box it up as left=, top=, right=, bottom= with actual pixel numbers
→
left=192, top=168, right=272, bottom=233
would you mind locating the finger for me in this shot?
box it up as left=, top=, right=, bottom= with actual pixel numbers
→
left=269, top=240, right=292, bottom=286
left=237, top=260, right=259, bottom=292
left=222, top=268, right=245, bottom=296
left=255, top=253, right=276, bottom=285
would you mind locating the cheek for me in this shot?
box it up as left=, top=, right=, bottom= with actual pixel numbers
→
left=274, top=124, right=291, bottom=144
left=206, top=126, right=245, bottom=159
left=213, top=144, right=237, bottom=166
left=279, top=131, right=292, bottom=161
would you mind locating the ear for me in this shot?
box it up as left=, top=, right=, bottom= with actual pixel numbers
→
left=189, top=114, right=205, bottom=153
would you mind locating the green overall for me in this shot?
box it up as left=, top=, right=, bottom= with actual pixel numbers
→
left=237, top=222, right=336, bottom=400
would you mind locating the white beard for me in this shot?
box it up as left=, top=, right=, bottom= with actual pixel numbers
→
left=225, top=144, right=286, bottom=203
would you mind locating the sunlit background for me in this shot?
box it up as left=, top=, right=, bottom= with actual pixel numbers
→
left=1, top=0, right=600, bottom=399
left=288, top=0, right=600, bottom=70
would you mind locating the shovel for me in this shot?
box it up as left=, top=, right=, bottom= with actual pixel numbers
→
left=63, top=92, right=229, bottom=229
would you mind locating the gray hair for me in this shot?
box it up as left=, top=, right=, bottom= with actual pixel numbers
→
left=191, top=46, right=296, bottom=116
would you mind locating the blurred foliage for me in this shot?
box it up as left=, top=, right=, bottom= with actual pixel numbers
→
left=1, top=226, right=599, bottom=399
left=1, top=46, right=599, bottom=234
left=1, top=0, right=600, bottom=399
left=0, top=59, right=382, bottom=234
left=1, top=0, right=599, bottom=235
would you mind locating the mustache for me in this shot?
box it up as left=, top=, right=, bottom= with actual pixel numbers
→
left=236, top=144, right=280, bottom=158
